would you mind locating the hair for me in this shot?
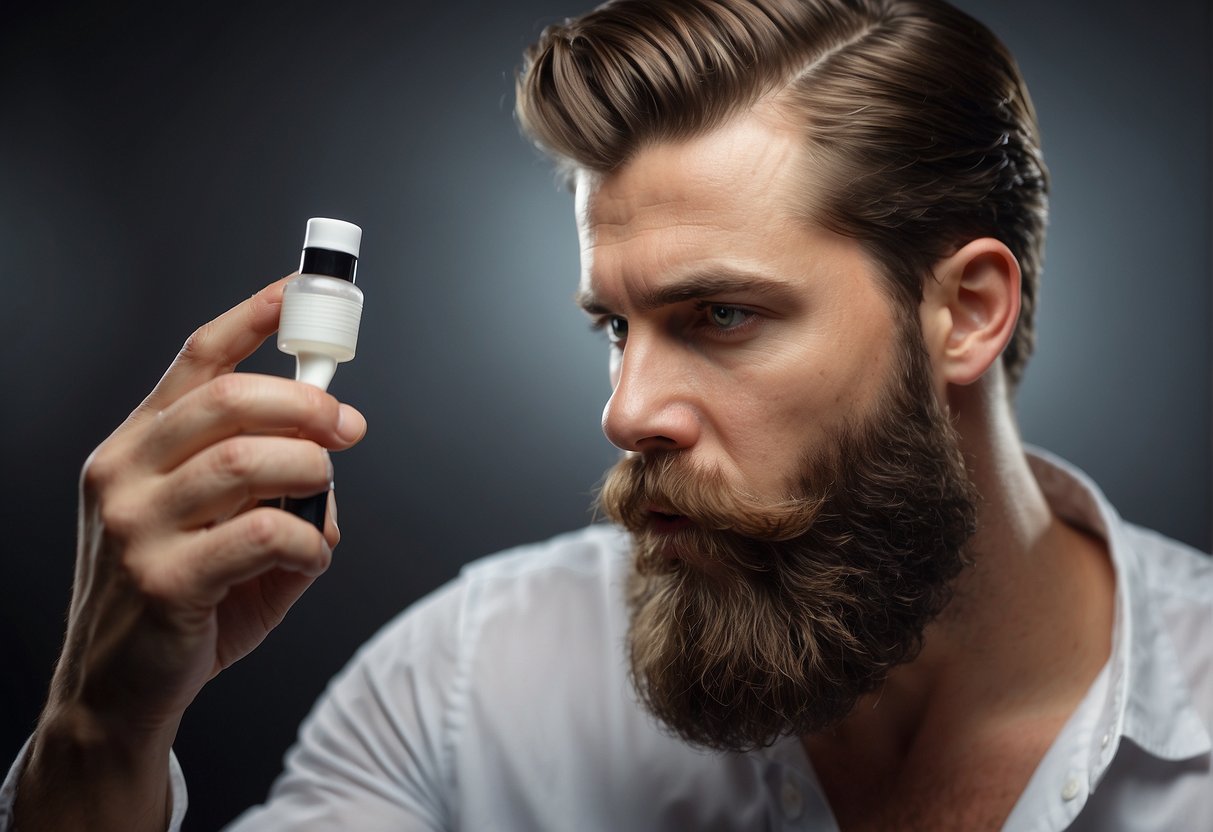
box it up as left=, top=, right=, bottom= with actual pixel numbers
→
left=516, top=0, right=1049, bottom=387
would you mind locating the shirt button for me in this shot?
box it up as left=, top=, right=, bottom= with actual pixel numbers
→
left=780, top=775, right=804, bottom=820
left=1061, top=776, right=1082, bottom=801
left=1100, top=733, right=1110, bottom=749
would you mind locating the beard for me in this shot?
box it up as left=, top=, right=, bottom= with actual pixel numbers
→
left=597, top=321, right=979, bottom=753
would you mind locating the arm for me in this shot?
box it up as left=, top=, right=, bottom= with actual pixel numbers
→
left=12, top=277, right=367, bottom=832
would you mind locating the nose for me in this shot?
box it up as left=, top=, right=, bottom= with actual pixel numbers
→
left=601, top=341, right=700, bottom=453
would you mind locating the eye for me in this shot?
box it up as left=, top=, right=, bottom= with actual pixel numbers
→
left=705, top=304, right=749, bottom=330
left=595, top=315, right=627, bottom=344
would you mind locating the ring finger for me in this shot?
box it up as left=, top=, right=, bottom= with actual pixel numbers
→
left=158, top=435, right=333, bottom=529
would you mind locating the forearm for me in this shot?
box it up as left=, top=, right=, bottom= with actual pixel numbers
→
left=13, top=702, right=179, bottom=832
left=10, top=279, right=364, bottom=832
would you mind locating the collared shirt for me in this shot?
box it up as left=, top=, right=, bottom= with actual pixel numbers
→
left=2, top=450, right=1210, bottom=830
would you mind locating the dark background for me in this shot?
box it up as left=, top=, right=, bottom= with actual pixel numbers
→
left=1, top=1, right=1208, bottom=829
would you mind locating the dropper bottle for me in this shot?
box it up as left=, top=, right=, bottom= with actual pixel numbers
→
left=276, top=217, right=364, bottom=529
left=279, top=217, right=364, bottom=390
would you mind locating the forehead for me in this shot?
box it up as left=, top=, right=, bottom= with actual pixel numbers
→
left=575, top=112, right=809, bottom=247
left=573, top=110, right=880, bottom=316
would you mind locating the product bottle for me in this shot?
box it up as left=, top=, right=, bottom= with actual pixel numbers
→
left=276, top=217, right=364, bottom=529
left=279, top=217, right=364, bottom=390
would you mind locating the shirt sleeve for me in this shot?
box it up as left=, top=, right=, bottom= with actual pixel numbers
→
left=0, top=736, right=35, bottom=832
left=223, top=576, right=469, bottom=832
left=0, top=736, right=188, bottom=832
left=1, top=576, right=468, bottom=832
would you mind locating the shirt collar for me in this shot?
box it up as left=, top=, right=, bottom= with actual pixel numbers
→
left=1025, top=447, right=1212, bottom=783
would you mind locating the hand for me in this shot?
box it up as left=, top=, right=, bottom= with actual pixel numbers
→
left=16, top=276, right=367, bottom=831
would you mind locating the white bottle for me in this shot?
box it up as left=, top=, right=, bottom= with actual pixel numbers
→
left=278, top=217, right=364, bottom=392
left=275, top=217, right=363, bottom=531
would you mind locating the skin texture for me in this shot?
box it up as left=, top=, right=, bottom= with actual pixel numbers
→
left=578, top=112, right=1115, bottom=830
left=577, top=115, right=899, bottom=489
left=15, top=276, right=367, bottom=832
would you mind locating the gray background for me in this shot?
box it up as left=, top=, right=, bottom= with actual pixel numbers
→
left=1, top=1, right=1208, bottom=829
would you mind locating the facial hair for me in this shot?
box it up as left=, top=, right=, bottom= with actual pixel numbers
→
left=597, top=324, right=979, bottom=753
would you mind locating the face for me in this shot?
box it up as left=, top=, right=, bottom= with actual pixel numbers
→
left=576, top=114, right=900, bottom=495
left=579, top=113, right=978, bottom=751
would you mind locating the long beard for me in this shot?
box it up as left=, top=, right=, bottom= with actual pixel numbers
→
left=597, top=328, right=978, bottom=752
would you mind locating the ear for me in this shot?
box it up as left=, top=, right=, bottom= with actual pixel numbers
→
left=919, top=238, right=1021, bottom=388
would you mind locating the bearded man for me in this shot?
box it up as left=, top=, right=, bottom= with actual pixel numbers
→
left=5, top=1, right=1211, bottom=830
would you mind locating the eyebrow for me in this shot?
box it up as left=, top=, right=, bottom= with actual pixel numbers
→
left=576, top=270, right=800, bottom=316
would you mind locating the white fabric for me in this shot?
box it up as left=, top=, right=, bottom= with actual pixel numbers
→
left=3, top=450, right=1210, bottom=830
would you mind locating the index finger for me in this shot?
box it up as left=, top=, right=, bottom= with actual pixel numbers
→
left=132, top=275, right=295, bottom=424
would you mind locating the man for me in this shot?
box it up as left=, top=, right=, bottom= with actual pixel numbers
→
left=3, top=0, right=1210, bottom=829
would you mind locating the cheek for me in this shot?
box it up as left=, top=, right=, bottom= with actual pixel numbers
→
left=806, top=307, right=899, bottom=418
left=710, top=342, right=880, bottom=475
left=704, top=364, right=824, bottom=471
left=755, top=339, right=859, bottom=416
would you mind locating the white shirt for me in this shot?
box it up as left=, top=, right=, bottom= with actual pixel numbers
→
left=3, top=450, right=1211, bottom=830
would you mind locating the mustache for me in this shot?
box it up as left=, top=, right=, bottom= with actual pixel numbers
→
left=598, top=452, right=826, bottom=542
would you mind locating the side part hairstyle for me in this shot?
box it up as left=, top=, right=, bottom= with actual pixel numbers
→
left=516, top=0, right=1049, bottom=387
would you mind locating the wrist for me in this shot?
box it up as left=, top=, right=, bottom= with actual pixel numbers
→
left=14, top=701, right=179, bottom=832
left=39, top=695, right=177, bottom=764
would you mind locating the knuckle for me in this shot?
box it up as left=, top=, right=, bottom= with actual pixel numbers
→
left=80, top=447, right=119, bottom=494
left=96, top=492, right=143, bottom=540
left=178, top=321, right=216, bottom=364
left=129, top=561, right=180, bottom=604
left=179, top=320, right=236, bottom=371
left=207, top=373, right=250, bottom=413
left=213, top=438, right=255, bottom=479
left=297, top=383, right=331, bottom=420
left=244, top=510, right=284, bottom=551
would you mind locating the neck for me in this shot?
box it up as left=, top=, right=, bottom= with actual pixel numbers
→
left=804, top=372, right=1115, bottom=781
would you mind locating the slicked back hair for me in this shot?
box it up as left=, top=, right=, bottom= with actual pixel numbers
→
left=517, top=0, right=1048, bottom=387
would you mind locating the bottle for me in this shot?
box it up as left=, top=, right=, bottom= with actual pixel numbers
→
left=275, top=217, right=364, bottom=530
left=278, top=217, right=364, bottom=392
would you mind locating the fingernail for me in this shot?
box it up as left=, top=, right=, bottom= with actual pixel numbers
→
left=336, top=404, right=365, bottom=443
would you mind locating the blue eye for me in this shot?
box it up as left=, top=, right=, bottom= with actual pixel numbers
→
left=708, top=305, right=747, bottom=329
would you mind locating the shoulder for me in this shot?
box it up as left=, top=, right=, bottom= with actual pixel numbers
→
left=1119, top=522, right=1211, bottom=661
left=354, top=523, right=632, bottom=678
left=1122, top=522, right=1213, bottom=605
left=1120, top=522, right=1212, bottom=726
left=377, top=523, right=629, bottom=636
left=246, top=525, right=635, bottom=829
left=456, top=523, right=632, bottom=628
left=458, top=522, right=632, bottom=589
